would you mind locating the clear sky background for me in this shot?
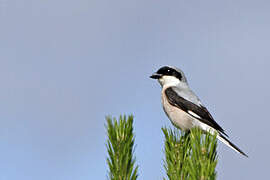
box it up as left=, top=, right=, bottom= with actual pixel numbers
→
left=1, top=0, right=270, bottom=179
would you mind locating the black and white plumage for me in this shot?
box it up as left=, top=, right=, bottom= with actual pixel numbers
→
left=150, top=66, right=247, bottom=157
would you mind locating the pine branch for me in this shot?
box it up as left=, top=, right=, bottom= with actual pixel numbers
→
left=187, top=128, right=218, bottom=180
left=162, top=128, right=190, bottom=180
left=163, top=127, right=218, bottom=180
left=106, top=115, right=138, bottom=180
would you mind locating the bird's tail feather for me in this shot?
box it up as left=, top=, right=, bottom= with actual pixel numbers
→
left=217, top=134, right=248, bottom=157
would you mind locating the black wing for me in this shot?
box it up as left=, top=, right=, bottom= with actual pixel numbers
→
left=165, top=87, right=228, bottom=137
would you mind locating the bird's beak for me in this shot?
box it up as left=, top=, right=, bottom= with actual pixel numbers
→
left=150, top=73, right=162, bottom=79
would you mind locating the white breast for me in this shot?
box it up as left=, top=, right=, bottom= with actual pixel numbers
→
left=161, top=89, right=196, bottom=131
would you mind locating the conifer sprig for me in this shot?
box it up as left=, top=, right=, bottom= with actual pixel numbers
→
left=163, top=127, right=218, bottom=180
left=162, top=128, right=190, bottom=180
left=106, top=115, right=138, bottom=180
left=105, top=115, right=218, bottom=180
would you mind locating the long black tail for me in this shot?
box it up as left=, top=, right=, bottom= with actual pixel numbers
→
left=217, top=134, right=248, bottom=157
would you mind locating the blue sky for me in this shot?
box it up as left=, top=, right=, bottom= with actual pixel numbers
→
left=1, top=0, right=270, bottom=179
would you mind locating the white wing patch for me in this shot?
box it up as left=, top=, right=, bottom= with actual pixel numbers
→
left=187, top=110, right=202, bottom=119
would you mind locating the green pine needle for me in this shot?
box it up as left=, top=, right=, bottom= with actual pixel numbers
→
left=106, top=115, right=139, bottom=180
left=105, top=114, right=218, bottom=179
left=163, top=127, right=218, bottom=180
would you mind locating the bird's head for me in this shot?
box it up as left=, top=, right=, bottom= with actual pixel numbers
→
left=150, top=66, right=188, bottom=87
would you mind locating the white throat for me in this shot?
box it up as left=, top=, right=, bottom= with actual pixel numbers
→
left=158, top=76, right=181, bottom=88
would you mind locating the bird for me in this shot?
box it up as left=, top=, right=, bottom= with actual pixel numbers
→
left=150, top=65, right=247, bottom=157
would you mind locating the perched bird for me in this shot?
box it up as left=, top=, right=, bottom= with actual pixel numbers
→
left=150, top=65, right=247, bottom=157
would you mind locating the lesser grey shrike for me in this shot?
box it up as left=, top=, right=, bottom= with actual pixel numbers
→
left=150, top=65, right=247, bottom=157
